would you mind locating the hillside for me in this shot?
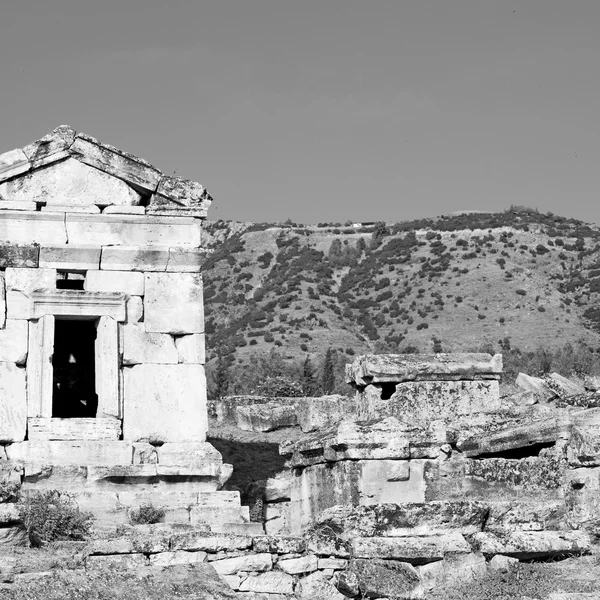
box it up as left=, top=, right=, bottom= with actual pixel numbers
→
left=201, top=208, right=600, bottom=396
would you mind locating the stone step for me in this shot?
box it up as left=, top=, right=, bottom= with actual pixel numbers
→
left=21, top=464, right=222, bottom=493
left=19, top=489, right=248, bottom=529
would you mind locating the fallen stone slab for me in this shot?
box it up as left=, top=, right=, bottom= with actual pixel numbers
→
left=548, top=373, right=586, bottom=398
left=296, top=571, right=347, bottom=600
left=472, top=530, right=592, bottom=559
left=515, top=373, right=556, bottom=401
left=346, top=353, right=502, bottom=386
left=281, top=417, right=411, bottom=467
left=296, top=395, right=351, bottom=433
left=315, top=501, right=489, bottom=538
left=236, top=403, right=298, bottom=432
left=238, top=570, right=294, bottom=595
left=348, top=558, right=423, bottom=599
left=458, top=416, right=572, bottom=457
left=351, top=532, right=471, bottom=564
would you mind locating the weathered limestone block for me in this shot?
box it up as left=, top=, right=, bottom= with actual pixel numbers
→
left=485, top=500, right=567, bottom=534
left=103, top=205, right=145, bottom=215
left=26, top=314, right=54, bottom=417
left=283, top=417, right=411, bottom=468
left=296, top=571, right=348, bottom=600
left=41, top=203, right=100, bottom=213
left=0, top=148, right=31, bottom=183
left=6, top=441, right=133, bottom=465
left=0, top=243, right=39, bottom=268
left=347, top=558, right=423, bottom=599
left=210, top=553, right=272, bottom=576
left=423, top=453, right=565, bottom=503
left=149, top=550, right=207, bottom=567
left=0, top=212, right=67, bottom=245
left=236, top=403, right=298, bottom=432
left=264, top=502, right=291, bottom=535
left=5, top=267, right=56, bottom=294
left=66, top=214, right=201, bottom=248
left=175, top=334, right=205, bottom=364
left=357, top=380, right=501, bottom=425
left=126, top=296, right=144, bottom=323
left=238, top=571, right=294, bottom=595
left=351, top=533, right=471, bottom=563
left=28, top=418, right=121, bottom=441
left=156, top=442, right=222, bottom=466
left=123, top=364, right=207, bottom=442
left=278, top=554, right=318, bottom=574
left=252, top=536, right=305, bottom=554
left=144, top=273, right=204, bottom=334
left=166, top=248, right=209, bottom=272
left=100, top=246, right=170, bottom=271
left=458, top=416, right=571, bottom=457
left=472, top=530, right=591, bottom=559
left=95, top=316, right=120, bottom=418
left=346, top=352, right=502, bottom=385
left=122, top=324, right=178, bottom=365
left=0, top=157, right=142, bottom=206
left=548, top=373, right=586, bottom=397
left=85, top=270, right=144, bottom=295
left=148, top=175, right=212, bottom=218
left=39, top=245, right=101, bottom=270
left=515, top=372, right=557, bottom=401
left=296, top=395, right=351, bottom=433
left=70, top=133, right=161, bottom=193
left=567, top=424, right=600, bottom=467
left=171, top=533, right=253, bottom=553
left=0, top=200, right=37, bottom=211
left=316, top=501, right=489, bottom=538
left=0, top=320, right=28, bottom=364
left=0, top=362, right=26, bottom=442
left=418, top=553, right=487, bottom=592
left=22, top=125, right=75, bottom=168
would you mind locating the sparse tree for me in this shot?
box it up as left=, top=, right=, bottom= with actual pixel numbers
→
left=302, top=355, right=318, bottom=396
left=213, top=349, right=230, bottom=399
left=321, top=347, right=336, bottom=395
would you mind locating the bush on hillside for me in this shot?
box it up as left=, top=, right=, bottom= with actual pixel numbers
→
left=129, top=503, right=166, bottom=525
left=19, top=490, right=94, bottom=546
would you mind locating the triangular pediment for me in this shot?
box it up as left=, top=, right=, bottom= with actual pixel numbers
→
left=0, top=126, right=212, bottom=217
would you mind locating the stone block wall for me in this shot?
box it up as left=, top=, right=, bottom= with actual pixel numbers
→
left=0, top=125, right=213, bottom=445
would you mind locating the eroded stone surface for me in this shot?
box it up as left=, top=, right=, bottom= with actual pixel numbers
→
left=346, top=353, right=502, bottom=386
left=144, top=273, right=204, bottom=334
left=123, top=364, right=207, bottom=442
left=0, top=362, right=26, bottom=442
left=0, top=157, right=142, bottom=206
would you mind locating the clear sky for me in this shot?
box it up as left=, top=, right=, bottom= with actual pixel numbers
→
left=1, top=1, right=599, bottom=224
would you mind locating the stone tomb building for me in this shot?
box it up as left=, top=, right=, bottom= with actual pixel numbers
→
left=0, top=126, right=250, bottom=531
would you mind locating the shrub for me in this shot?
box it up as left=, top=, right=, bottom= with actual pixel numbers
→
left=129, top=502, right=166, bottom=525
left=19, top=490, right=94, bottom=546
left=516, top=289, right=526, bottom=296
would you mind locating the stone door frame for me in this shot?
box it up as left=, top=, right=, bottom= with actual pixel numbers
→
left=26, top=290, right=125, bottom=422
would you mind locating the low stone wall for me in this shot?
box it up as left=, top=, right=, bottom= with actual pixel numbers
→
left=210, top=395, right=353, bottom=433
left=0, top=524, right=594, bottom=599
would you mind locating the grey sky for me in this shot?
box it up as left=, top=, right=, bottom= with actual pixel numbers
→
left=1, top=1, right=599, bottom=224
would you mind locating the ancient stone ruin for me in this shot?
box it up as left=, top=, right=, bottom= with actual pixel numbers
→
left=1, top=128, right=599, bottom=598
left=0, top=125, right=252, bottom=535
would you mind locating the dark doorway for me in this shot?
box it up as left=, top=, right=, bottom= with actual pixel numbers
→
left=52, top=320, right=98, bottom=418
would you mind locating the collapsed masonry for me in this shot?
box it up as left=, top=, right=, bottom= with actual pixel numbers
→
left=0, top=125, right=255, bottom=536
left=249, top=353, right=600, bottom=594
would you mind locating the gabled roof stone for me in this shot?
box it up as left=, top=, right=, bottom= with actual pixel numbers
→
left=0, top=126, right=212, bottom=217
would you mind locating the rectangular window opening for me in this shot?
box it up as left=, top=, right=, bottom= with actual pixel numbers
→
left=52, top=319, right=98, bottom=418
left=56, top=272, right=86, bottom=290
